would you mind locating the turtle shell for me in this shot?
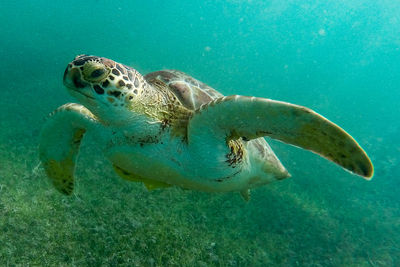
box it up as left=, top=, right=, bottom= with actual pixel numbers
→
left=144, top=70, right=223, bottom=110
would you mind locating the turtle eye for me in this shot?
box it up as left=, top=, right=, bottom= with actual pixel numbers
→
left=91, top=68, right=105, bottom=78
left=82, top=63, right=110, bottom=82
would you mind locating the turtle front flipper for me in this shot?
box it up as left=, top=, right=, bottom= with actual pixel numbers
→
left=39, top=103, right=98, bottom=195
left=188, top=95, right=373, bottom=179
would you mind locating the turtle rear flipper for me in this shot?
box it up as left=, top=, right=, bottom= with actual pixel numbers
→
left=39, top=103, right=97, bottom=195
left=112, top=164, right=172, bottom=190
left=188, top=95, right=373, bottom=179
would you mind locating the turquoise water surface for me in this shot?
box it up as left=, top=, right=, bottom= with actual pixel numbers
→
left=0, top=0, right=399, bottom=265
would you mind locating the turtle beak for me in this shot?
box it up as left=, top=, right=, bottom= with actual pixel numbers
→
left=63, top=65, right=96, bottom=102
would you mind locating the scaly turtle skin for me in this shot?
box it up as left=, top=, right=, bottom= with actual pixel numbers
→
left=39, top=55, right=374, bottom=199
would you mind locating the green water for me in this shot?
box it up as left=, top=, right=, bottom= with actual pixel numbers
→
left=1, top=0, right=399, bottom=265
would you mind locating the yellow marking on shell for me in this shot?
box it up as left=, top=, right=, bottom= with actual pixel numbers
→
left=113, top=164, right=171, bottom=190
left=107, top=97, right=115, bottom=103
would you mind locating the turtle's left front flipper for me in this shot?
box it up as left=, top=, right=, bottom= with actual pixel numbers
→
left=188, top=95, right=373, bottom=179
left=39, top=103, right=98, bottom=195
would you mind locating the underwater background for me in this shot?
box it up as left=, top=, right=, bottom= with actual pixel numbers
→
left=0, top=0, right=399, bottom=265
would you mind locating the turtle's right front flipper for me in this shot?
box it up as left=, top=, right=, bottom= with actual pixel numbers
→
left=188, top=96, right=373, bottom=179
left=39, top=103, right=97, bottom=195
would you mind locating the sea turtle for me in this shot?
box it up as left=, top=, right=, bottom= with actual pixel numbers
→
left=39, top=55, right=373, bottom=200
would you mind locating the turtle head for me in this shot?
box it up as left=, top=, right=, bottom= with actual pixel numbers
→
left=63, top=55, right=147, bottom=124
